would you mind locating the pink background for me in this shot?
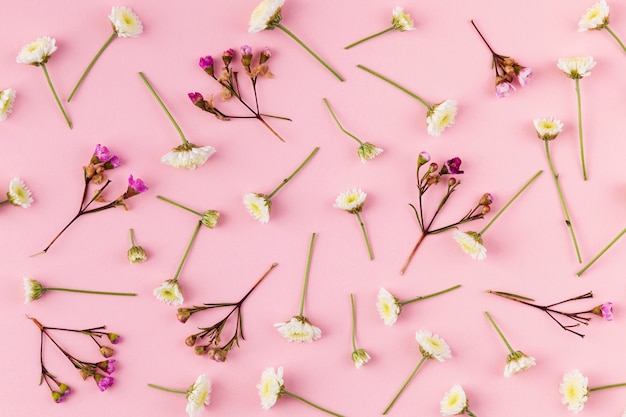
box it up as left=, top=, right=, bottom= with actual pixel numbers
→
left=2, top=0, right=626, bottom=416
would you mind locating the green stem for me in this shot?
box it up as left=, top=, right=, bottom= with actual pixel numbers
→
left=283, top=390, right=344, bottom=417
left=576, top=227, right=626, bottom=277
left=350, top=293, right=358, bottom=351
left=357, top=64, right=431, bottom=110
left=322, top=98, right=363, bottom=145
left=44, top=287, right=136, bottom=297
left=147, top=383, right=186, bottom=395
left=299, top=233, right=316, bottom=317
left=267, top=147, right=319, bottom=199
left=355, top=212, right=374, bottom=260
left=157, top=195, right=203, bottom=217
left=575, top=79, right=587, bottom=181
left=605, top=26, right=626, bottom=53
left=466, top=408, right=478, bottom=417
left=138, top=72, right=188, bottom=145
left=276, top=24, right=344, bottom=82
left=40, top=63, right=72, bottom=129
left=544, top=140, right=582, bottom=263
left=0, top=199, right=9, bottom=205
left=172, top=220, right=202, bottom=281
left=382, top=355, right=427, bottom=415
left=479, top=170, right=543, bottom=235
left=67, top=32, right=116, bottom=102
left=129, top=228, right=136, bottom=246
left=589, top=382, right=626, bottom=392
left=484, top=311, right=515, bottom=354
left=401, top=284, right=461, bottom=305
left=345, top=27, right=394, bottom=49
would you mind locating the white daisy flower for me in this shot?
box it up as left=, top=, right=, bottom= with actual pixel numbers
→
left=16, top=36, right=57, bottom=65
left=392, top=7, right=415, bottom=31
left=578, top=0, right=609, bottom=32
left=440, top=384, right=468, bottom=416
left=274, top=316, right=322, bottom=342
left=351, top=348, right=371, bottom=369
left=333, top=189, right=366, bottom=214
left=248, top=0, right=285, bottom=33
left=357, top=142, right=383, bottom=162
left=109, top=6, right=143, bottom=38
left=161, top=144, right=216, bottom=170
left=533, top=116, right=564, bottom=141
left=23, top=278, right=44, bottom=303
left=185, top=374, right=211, bottom=417
left=557, top=56, right=596, bottom=79
left=376, top=288, right=402, bottom=326
left=560, top=370, right=589, bottom=414
left=504, top=351, right=536, bottom=377
left=453, top=230, right=487, bottom=261
left=7, top=177, right=34, bottom=208
left=243, top=193, right=271, bottom=223
left=257, top=367, right=284, bottom=410
left=426, top=100, right=457, bottom=136
left=153, top=279, right=184, bottom=306
left=0, top=88, right=16, bottom=121
left=415, top=330, right=451, bottom=362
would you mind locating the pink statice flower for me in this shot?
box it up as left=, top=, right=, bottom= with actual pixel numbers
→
left=496, top=80, right=516, bottom=98
left=592, top=302, right=613, bottom=321
left=95, top=374, right=114, bottom=392
left=128, top=175, right=148, bottom=193
left=518, top=67, right=532, bottom=87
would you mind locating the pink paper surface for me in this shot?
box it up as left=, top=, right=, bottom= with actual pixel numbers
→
left=2, top=0, right=626, bottom=416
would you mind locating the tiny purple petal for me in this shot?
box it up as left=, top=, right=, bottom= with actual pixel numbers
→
left=241, top=44, right=252, bottom=56
left=106, top=359, right=116, bottom=374
left=495, top=81, right=516, bottom=98
left=188, top=92, right=203, bottom=104
left=198, top=55, right=213, bottom=70
left=518, top=67, right=532, bottom=87
left=97, top=376, right=114, bottom=392
left=262, top=47, right=271, bottom=57
left=109, top=156, right=122, bottom=168
left=128, top=175, right=148, bottom=193
left=94, top=144, right=113, bottom=162
left=223, top=48, right=234, bottom=57
left=601, top=302, right=613, bottom=321
left=446, top=157, right=464, bottom=174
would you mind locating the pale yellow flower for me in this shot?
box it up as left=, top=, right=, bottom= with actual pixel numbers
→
left=185, top=374, right=211, bottom=417
left=427, top=100, right=457, bottom=136
left=257, top=366, right=284, bottom=410
left=357, top=142, right=383, bottom=162
left=376, top=288, right=402, bottom=326
left=243, top=193, right=271, bottom=223
left=7, top=177, right=33, bottom=208
left=392, top=7, right=415, bottom=31
left=533, top=116, right=563, bottom=141
left=23, top=278, right=44, bottom=303
left=440, top=385, right=467, bottom=416
left=16, top=36, right=57, bottom=65
left=109, top=6, right=143, bottom=37
left=453, top=230, right=486, bottom=260
left=560, top=370, right=589, bottom=414
left=333, top=189, right=366, bottom=213
left=351, top=349, right=371, bottom=369
left=248, top=0, right=284, bottom=33
left=415, top=330, right=451, bottom=362
left=153, top=279, right=184, bottom=306
left=0, top=88, right=16, bottom=121
left=557, top=56, right=596, bottom=79
left=578, top=0, right=610, bottom=31
left=274, top=316, right=321, bottom=342
left=161, top=144, right=216, bottom=170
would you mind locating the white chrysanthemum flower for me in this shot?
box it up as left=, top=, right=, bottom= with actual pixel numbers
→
left=578, top=0, right=609, bottom=32
left=440, top=384, right=467, bottom=416
left=127, top=246, right=147, bottom=264
left=23, top=277, right=44, bottom=303
left=16, top=36, right=57, bottom=65
left=376, top=288, right=402, bottom=326
left=161, top=144, right=216, bottom=170
left=533, top=116, right=564, bottom=141
left=7, top=177, right=34, bottom=208
left=351, top=349, right=371, bottom=369
left=153, top=279, right=184, bottom=306
left=333, top=189, right=366, bottom=214
left=560, top=370, right=589, bottom=414
left=426, top=100, right=457, bottom=136
left=357, top=142, right=383, bottom=162
left=109, top=6, right=143, bottom=37
left=243, top=193, right=271, bottom=223
left=257, top=367, right=284, bottom=410
left=392, top=7, right=415, bottom=31
left=249, top=0, right=285, bottom=33
left=557, top=56, right=596, bottom=79
left=274, top=316, right=322, bottom=342
left=0, top=88, right=16, bottom=121
left=185, top=374, right=211, bottom=417
left=504, top=351, right=536, bottom=377
left=415, top=330, right=451, bottom=362
left=453, top=230, right=487, bottom=261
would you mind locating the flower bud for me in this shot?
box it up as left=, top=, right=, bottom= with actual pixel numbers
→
left=199, top=55, right=214, bottom=77
left=97, top=359, right=116, bottom=374
left=100, top=346, right=114, bottom=358
left=479, top=193, right=494, bottom=206
left=351, top=348, right=371, bottom=369
left=259, top=47, right=271, bottom=64
left=177, top=308, right=192, bottom=323
left=428, top=162, right=438, bottom=173
left=127, top=245, right=147, bottom=264
left=240, top=45, right=253, bottom=68
left=94, top=373, right=114, bottom=392
left=417, top=151, right=431, bottom=166
left=188, top=92, right=204, bottom=105
left=85, top=164, right=96, bottom=179
left=185, top=334, right=197, bottom=347
left=208, top=347, right=228, bottom=362
left=481, top=205, right=491, bottom=215
left=79, top=369, right=93, bottom=380
left=58, top=383, right=71, bottom=394
left=222, top=48, right=234, bottom=66
left=201, top=210, right=220, bottom=228
left=51, top=391, right=63, bottom=403
left=107, top=333, right=120, bottom=344
left=448, top=178, right=457, bottom=186
left=194, top=344, right=210, bottom=355
left=592, top=302, right=613, bottom=321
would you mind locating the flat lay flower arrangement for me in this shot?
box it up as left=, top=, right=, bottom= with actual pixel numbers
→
left=2, top=1, right=626, bottom=417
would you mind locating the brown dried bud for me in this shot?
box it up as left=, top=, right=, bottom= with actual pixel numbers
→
left=194, top=345, right=210, bottom=355
left=479, top=193, right=494, bottom=206
left=185, top=334, right=197, bottom=347
left=177, top=308, right=191, bottom=323
left=208, top=348, right=228, bottom=362
left=85, top=164, right=96, bottom=179
left=481, top=205, right=491, bottom=215
left=99, top=346, right=114, bottom=358
left=448, top=178, right=457, bottom=186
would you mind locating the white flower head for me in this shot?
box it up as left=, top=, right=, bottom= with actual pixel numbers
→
left=504, top=351, right=536, bottom=377
left=351, top=348, right=371, bottom=369
left=153, top=279, right=184, bottom=306
left=333, top=189, right=366, bottom=214
left=257, top=366, right=284, bottom=410
left=578, top=0, right=610, bottom=32
left=23, top=277, right=44, bottom=303
left=392, top=7, right=415, bottom=31
left=243, top=193, right=271, bottom=223
left=16, top=36, right=57, bottom=65
left=453, top=230, right=487, bottom=261
left=7, top=177, right=34, bottom=208
left=440, top=384, right=468, bottom=416
left=426, top=100, right=457, bottom=136
left=185, top=374, right=211, bottom=417
left=357, top=142, right=383, bottom=162
left=376, top=288, right=402, bottom=326
left=127, top=245, right=147, bottom=264
left=249, top=0, right=285, bottom=33
left=533, top=116, right=564, bottom=141
left=274, top=315, right=322, bottom=342
left=109, top=6, right=143, bottom=38
left=557, top=56, right=596, bottom=79
left=415, top=330, right=451, bottom=362
left=0, top=88, right=16, bottom=121
left=560, top=370, right=589, bottom=414
left=161, top=144, right=216, bottom=170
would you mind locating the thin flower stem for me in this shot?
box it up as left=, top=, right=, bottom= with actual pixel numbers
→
left=479, top=170, right=543, bottom=235
left=605, top=26, right=626, bottom=53
left=322, top=98, right=363, bottom=145
left=267, top=147, right=319, bottom=199
left=484, top=311, right=515, bottom=354
left=44, top=287, right=136, bottom=297
left=544, top=140, right=582, bottom=263
left=138, top=72, right=189, bottom=145
left=299, top=233, right=316, bottom=317
left=355, top=212, right=374, bottom=260
left=382, top=355, right=427, bottom=415
left=0, top=199, right=9, bottom=205
left=257, top=116, right=286, bottom=142
left=129, top=228, right=136, bottom=246
left=399, top=232, right=426, bottom=275
left=34, top=213, right=81, bottom=256
left=157, top=195, right=203, bottom=217
left=575, top=79, right=587, bottom=181
left=345, top=27, right=394, bottom=49
left=147, top=383, right=187, bottom=395
left=576, top=228, right=626, bottom=277
left=67, top=32, right=116, bottom=102
left=401, top=284, right=461, bottom=306
left=350, top=293, right=358, bottom=351
left=172, top=220, right=202, bottom=281
left=589, top=382, right=626, bottom=392
left=276, top=24, right=344, bottom=82
left=260, top=113, right=292, bottom=121
left=283, top=390, right=345, bottom=417
left=239, top=262, right=279, bottom=305
left=40, top=63, right=72, bottom=129
left=357, top=64, right=431, bottom=109
left=466, top=409, right=478, bottom=417
left=470, top=20, right=498, bottom=56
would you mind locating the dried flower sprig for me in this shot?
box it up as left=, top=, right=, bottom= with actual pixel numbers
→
left=400, top=152, right=491, bottom=274
left=179, top=263, right=278, bottom=362
left=345, top=7, right=415, bottom=49
left=157, top=195, right=220, bottom=229
left=484, top=312, right=536, bottom=377
left=23, top=277, right=136, bottom=303
left=148, top=374, right=211, bottom=417
left=440, top=385, right=478, bottom=417
left=376, top=285, right=461, bottom=326
left=333, top=189, right=374, bottom=260
left=127, top=228, right=147, bottom=263
left=1, top=177, right=33, bottom=209
left=67, top=6, right=142, bottom=102
left=560, top=369, right=626, bottom=414
left=577, top=228, right=626, bottom=276
left=470, top=20, right=532, bottom=98
left=349, top=293, right=370, bottom=369
left=578, top=0, right=626, bottom=53
left=0, top=88, right=16, bottom=121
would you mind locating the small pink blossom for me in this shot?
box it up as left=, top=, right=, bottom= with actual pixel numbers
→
left=601, top=302, right=613, bottom=321
left=446, top=157, right=463, bottom=174
left=128, top=175, right=148, bottom=193
left=495, top=81, right=516, bottom=98
left=188, top=92, right=203, bottom=104
left=95, top=375, right=114, bottom=392
left=241, top=45, right=252, bottom=56
left=518, top=67, right=532, bottom=87
left=199, top=56, right=213, bottom=70
left=418, top=151, right=431, bottom=166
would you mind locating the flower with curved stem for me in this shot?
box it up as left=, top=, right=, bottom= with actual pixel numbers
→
left=484, top=312, right=535, bottom=377
left=349, top=294, right=370, bottom=369
left=578, top=1, right=626, bottom=53
left=148, top=374, right=211, bottom=417
left=334, top=188, right=374, bottom=260
left=1, top=177, right=34, bottom=208
left=577, top=228, right=626, bottom=276
left=376, top=285, right=460, bottom=326
left=23, top=277, right=136, bottom=303
left=127, top=228, right=147, bottom=263
left=560, top=369, right=626, bottom=414
left=0, top=88, right=16, bottom=121
left=157, top=195, right=220, bottom=229
left=344, top=6, right=414, bottom=49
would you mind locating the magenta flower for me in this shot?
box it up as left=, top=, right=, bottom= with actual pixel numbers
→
left=199, top=55, right=213, bottom=70
left=496, top=81, right=516, bottom=98
left=128, top=175, right=148, bottom=193
left=95, top=374, right=114, bottom=392
left=241, top=45, right=252, bottom=56
left=97, top=359, right=116, bottom=374
left=188, top=92, right=203, bottom=104
left=593, top=302, right=614, bottom=321
left=107, top=333, right=120, bottom=344
left=223, top=48, right=234, bottom=56
left=518, top=67, right=532, bottom=87
left=446, top=157, right=464, bottom=174
left=94, top=144, right=113, bottom=162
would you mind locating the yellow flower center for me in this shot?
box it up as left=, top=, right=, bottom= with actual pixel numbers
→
left=445, top=393, right=460, bottom=407
left=539, top=121, right=556, bottom=130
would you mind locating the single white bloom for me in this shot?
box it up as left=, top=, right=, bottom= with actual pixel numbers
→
left=560, top=370, right=589, bottom=414
left=376, top=288, right=402, bottom=326
left=426, top=100, right=457, bottom=136
left=185, top=374, right=211, bottom=417
left=248, top=0, right=285, bottom=33
left=23, top=277, right=44, bottom=303
left=533, top=116, right=564, bottom=141
left=440, top=384, right=467, bottom=416
left=243, top=193, right=271, bottom=223
left=504, top=351, right=536, bottom=377
left=557, top=56, right=596, bottom=79
left=109, top=6, right=143, bottom=37
left=160, top=144, right=216, bottom=170
left=357, top=142, right=383, bottom=162
left=333, top=189, right=366, bottom=213
left=0, top=88, right=16, bottom=121
left=7, top=177, right=34, bottom=208
left=274, top=315, right=322, bottom=342
left=415, top=330, right=451, bottom=362
left=257, top=366, right=284, bottom=410
left=153, top=279, right=184, bottom=306
left=16, top=36, right=57, bottom=65
left=351, top=349, right=371, bottom=369
left=453, top=230, right=487, bottom=261
left=392, top=7, right=415, bottom=31
left=578, top=0, right=610, bottom=32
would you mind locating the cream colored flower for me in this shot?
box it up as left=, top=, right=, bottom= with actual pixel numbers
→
left=560, top=370, right=589, bottom=414
left=376, top=288, right=402, bottom=326
left=453, top=230, right=487, bottom=261
left=153, top=279, right=184, bottom=306
left=357, top=142, right=383, bottom=162
left=243, top=193, right=271, bottom=223
left=578, top=0, right=609, bottom=31
left=333, top=189, right=366, bottom=214
left=274, top=315, right=321, bottom=342
left=0, top=88, right=16, bottom=121
left=185, top=374, right=211, bottom=417
left=426, top=100, right=457, bottom=136
left=248, top=0, right=285, bottom=33
left=23, top=278, right=44, bottom=303
left=440, top=385, right=467, bottom=416
left=533, top=116, right=564, bottom=141
left=504, top=351, right=536, bottom=377
left=351, top=349, right=371, bottom=369
left=161, top=144, right=216, bottom=170
left=392, top=7, right=415, bottom=31
left=7, top=177, right=34, bottom=208
left=557, top=56, right=596, bottom=79
left=16, top=36, right=57, bottom=65
left=109, top=6, right=143, bottom=37
left=127, top=245, right=147, bottom=264
left=201, top=210, right=220, bottom=228
left=416, top=330, right=451, bottom=362
left=257, top=366, right=284, bottom=410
